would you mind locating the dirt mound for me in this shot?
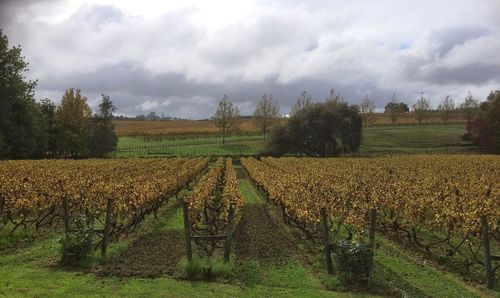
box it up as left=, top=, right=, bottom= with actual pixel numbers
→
left=96, top=230, right=185, bottom=278
left=234, top=204, right=299, bottom=264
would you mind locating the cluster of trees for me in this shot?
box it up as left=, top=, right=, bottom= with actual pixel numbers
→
left=365, top=92, right=481, bottom=127
left=0, top=31, right=117, bottom=159
left=463, top=90, right=500, bottom=153
left=213, top=89, right=362, bottom=157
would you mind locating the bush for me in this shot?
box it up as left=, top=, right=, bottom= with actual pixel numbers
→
left=59, top=215, right=94, bottom=266
left=264, top=100, right=362, bottom=157
left=333, top=240, right=374, bottom=283
left=464, top=90, right=500, bottom=153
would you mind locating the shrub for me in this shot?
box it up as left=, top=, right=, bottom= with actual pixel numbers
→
left=59, top=215, right=94, bottom=266
left=333, top=240, right=374, bottom=283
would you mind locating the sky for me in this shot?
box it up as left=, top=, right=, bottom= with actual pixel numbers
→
left=1, top=0, right=499, bottom=118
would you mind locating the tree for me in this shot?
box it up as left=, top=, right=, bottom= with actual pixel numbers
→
left=460, top=91, right=479, bottom=124
left=291, top=91, right=312, bottom=116
left=213, top=95, right=241, bottom=144
left=253, top=94, right=280, bottom=140
left=325, top=88, right=344, bottom=103
left=55, top=88, right=92, bottom=157
left=39, top=98, right=58, bottom=156
left=384, top=94, right=400, bottom=126
left=398, top=102, right=410, bottom=114
left=264, top=99, right=362, bottom=157
left=90, top=94, right=118, bottom=157
left=464, top=90, right=500, bottom=153
left=0, top=30, right=47, bottom=159
left=437, top=95, right=455, bottom=125
left=359, top=95, right=376, bottom=129
left=412, top=93, right=432, bottom=127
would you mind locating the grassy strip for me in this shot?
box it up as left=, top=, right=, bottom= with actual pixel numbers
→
left=373, top=238, right=493, bottom=298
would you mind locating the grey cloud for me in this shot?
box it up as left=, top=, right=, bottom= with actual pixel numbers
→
left=2, top=1, right=500, bottom=118
left=419, top=64, right=500, bottom=85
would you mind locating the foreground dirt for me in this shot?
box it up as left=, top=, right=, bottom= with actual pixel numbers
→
left=96, top=230, right=185, bottom=278
left=233, top=204, right=300, bottom=264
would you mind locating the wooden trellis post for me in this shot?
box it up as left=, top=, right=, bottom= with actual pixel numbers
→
left=101, top=199, right=114, bottom=258
left=481, top=215, right=494, bottom=290
left=320, top=208, right=333, bottom=275
left=62, top=198, right=70, bottom=236
left=367, top=208, right=377, bottom=284
left=182, top=200, right=193, bottom=262
left=223, top=205, right=235, bottom=263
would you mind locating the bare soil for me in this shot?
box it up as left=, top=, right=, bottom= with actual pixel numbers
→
left=96, top=230, right=185, bottom=278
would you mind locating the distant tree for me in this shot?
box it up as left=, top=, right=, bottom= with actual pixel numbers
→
left=213, top=95, right=241, bottom=144
left=0, top=30, right=47, bottom=159
left=437, top=95, right=455, bottom=125
left=464, top=90, right=500, bottom=153
left=39, top=98, right=58, bottom=156
left=55, top=88, right=92, bottom=157
left=398, top=102, right=410, bottom=114
left=325, top=88, right=344, bottom=103
left=265, top=99, right=362, bottom=157
left=412, top=93, right=432, bottom=127
left=135, top=114, right=147, bottom=120
left=384, top=94, right=400, bottom=126
left=460, top=91, right=480, bottom=124
left=359, top=95, right=376, bottom=129
left=291, top=91, right=312, bottom=116
left=146, top=112, right=160, bottom=120
left=90, top=94, right=118, bottom=157
left=253, top=94, right=280, bottom=140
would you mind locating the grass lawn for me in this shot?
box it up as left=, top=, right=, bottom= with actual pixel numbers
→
left=114, top=124, right=473, bottom=157
left=360, top=124, right=474, bottom=154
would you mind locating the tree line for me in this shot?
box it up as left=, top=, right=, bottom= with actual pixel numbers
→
left=213, top=88, right=500, bottom=155
left=2, top=28, right=499, bottom=158
left=362, top=92, right=482, bottom=127
left=0, top=30, right=117, bottom=159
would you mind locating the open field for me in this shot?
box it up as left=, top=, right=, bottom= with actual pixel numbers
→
left=1, top=157, right=496, bottom=297
left=114, top=124, right=473, bottom=157
left=113, top=113, right=466, bottom=137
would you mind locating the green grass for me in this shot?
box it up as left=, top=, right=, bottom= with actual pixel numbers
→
left=372, top=238, right=488, bottom=298
left=360, top=124, right=474, bottom=154
left=114, top=124, right=473, bottom=157
left=237, top=178, right=262, bottom=204
left=0, top=239, right=355, bottom=298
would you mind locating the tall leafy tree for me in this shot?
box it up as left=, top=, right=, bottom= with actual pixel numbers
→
left=0, top=30, right=47, bottom=159
left=253, top=94, right=280, bottom=140
left=39, top=98, right=58, bottom=156
left=90, top=94, right=118, bottom=157
left=412, top=93, right=432, bottom=127
left=213, top=95, right=241, bottom=144
left=55, top=88, right=92, bottom=157
left=465, top=90, right=500, bottom=153
left=265, top=97, right=362, bottom=157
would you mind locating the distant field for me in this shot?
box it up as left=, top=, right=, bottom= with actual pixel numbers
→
left=114, top=124, right=473, bottom=157
left=113, top=113, right=466, bottom=137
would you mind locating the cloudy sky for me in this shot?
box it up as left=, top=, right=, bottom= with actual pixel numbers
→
left=1, top=0, right=499, bottom=118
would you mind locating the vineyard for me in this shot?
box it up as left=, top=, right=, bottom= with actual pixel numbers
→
left=0, top=158, right=208, bottom=251
left=1, top=155, right=499, bottom=296
left=241, top=155, right=500, bottom=285
left=184, top=157, right=243, bottom=264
